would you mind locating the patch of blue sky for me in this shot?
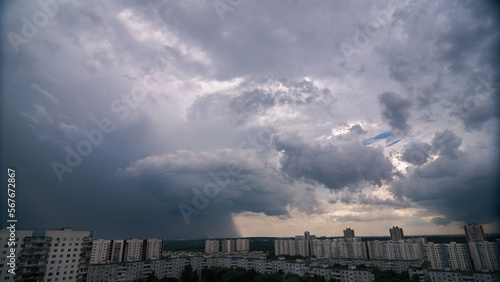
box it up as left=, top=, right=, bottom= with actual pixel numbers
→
left=385, top=139, right=401, bottom=147
left=362, top=131, right=394, bottom=145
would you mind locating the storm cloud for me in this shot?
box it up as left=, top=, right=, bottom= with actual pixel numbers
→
left=274, top=134, right=394, bottom=190
left=391, top=130, right=499, bottom=226
left=1, top=0, right=499, bottom=238
left=378, top=92, right=412, bottom=134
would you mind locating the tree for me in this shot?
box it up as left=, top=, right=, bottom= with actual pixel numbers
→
left=181, top=264, right=198, bottom=282
left=146, top=271, right=159, bottom=282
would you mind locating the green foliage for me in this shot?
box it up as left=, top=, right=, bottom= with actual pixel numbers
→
left=181, top=264, right=198, bottom=282
left=371, top=267, right=414, bottom=282
left=199, top=267, right=332, bottom=282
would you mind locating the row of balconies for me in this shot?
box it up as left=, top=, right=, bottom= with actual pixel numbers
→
left=24, top=237, right=53, bottom=242
left=19, top=255, right=49, bottom=261
left=17, top=265, right=47, bottom=274
left=20, top=249, right=49, bottom=255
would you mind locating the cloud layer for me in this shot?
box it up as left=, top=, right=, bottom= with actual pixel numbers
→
left=1, top=0, right=499, bottom=238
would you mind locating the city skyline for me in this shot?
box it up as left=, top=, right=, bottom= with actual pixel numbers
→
left=1, top=0, right=499, bottom=240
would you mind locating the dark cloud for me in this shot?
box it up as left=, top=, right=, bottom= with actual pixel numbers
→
left=274, top=133, right=394, bottom=190
left=378, top=92, right=412, bottom=134
left=431, top=129, right=462, bottom=159
left=391, top=130, right=500, bottom=226
left=1, top=0, right=499, bottom=238
left=402, top=142, right=432, bottom=166
left=349, top=124, right=367, bottom=135
left=114, top=148, right=324, bottom=230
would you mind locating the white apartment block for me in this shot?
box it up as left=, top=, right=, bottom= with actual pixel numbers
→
left=90, top=238, right=163, bottom=265
left=87, top=256, right=375, bottom=282
left=428, top=269, right=500, bottom=282
left=204, top=240, right=219, bottom=253
left=366, top=239, right=424, bottom=261
left=468, top=241, right=500, bottom=271
left=276, top=238, right=367, bottom=259
left=366, top=239, right=472, bottom=271
left=329, top=258, right=414, bottom=274
left=0, top=227, right=94, bottom=282
left=222, top=239, right=235, bottom=253
left=422, top=242, right=472, bottom=271
left=236, top=239, right=250, bottom=252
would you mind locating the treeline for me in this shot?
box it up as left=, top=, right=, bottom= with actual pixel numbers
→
left=200, top=267, right=336, bottom=282
left=137, top=265, right=419, bottom=282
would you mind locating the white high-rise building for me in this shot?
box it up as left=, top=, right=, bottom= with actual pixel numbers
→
left=422, top=242, right=472, bottom=271
left=0, top=227, right=94, bottom=282
left=90, top=238, right=163, bottom=265
left=389, top=226, right=405, bottom=241
left=468, top=241, right=500, bottom=271
left=205, top=240, right=219, bottom=253
left=343, top=228, right=355, bottom=239
left=236, top=239, right=250, bottom=252
left=464, top=223, right=486, bottom=242
left=278, top=238, right=367, bottom=259
left=367, top=239, right=424, bottom=261
left=222, top=239, right=235, bottom=253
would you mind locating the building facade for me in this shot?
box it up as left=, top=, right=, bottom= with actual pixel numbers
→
left=468, top=241, right=500, bottom=271
left=343, top=228, right=355, bottom=239
left=389, top=226, right=405, bottom=241
left=421, top=242, right=472, bottom=271
left=276, top=238, right=367, bottom=259
left=87, top=256, right=375, bottom=282
left=204, top=240, right=219, bottom=253
left=464, top=223, right=486, bottom=243
left=222, top=239, right=235, bottom=253
left=0, top=227, right=94, bottom=282
left=236, top=239, right=250, bottom=252
left=89, top=238, right=163, bottom=265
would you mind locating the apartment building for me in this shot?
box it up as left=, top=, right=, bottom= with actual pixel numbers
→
left=0, top=227, right=93, bottom=282
left=89, top=238, right=163, bottom=265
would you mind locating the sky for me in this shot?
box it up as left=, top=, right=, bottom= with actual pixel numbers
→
left=1, top=0, right=499, bottom=240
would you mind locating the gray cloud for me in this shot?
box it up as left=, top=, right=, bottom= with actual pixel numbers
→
left=391, top=130, right=499, bottom=226
left=187, top=77, right=335, bottom=125
left=431, top=129, right=462, bottom=159
left=378, top=92, right=412, bottom=134
left=1, top=0, right=499, bottom=238
left=274, top=133, right=394, bottom=190
left=115, top=148, right=325, bottom=226
left=349, top=124, right=367, bottom=135
left=402, top=142, right=432, bottom=166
